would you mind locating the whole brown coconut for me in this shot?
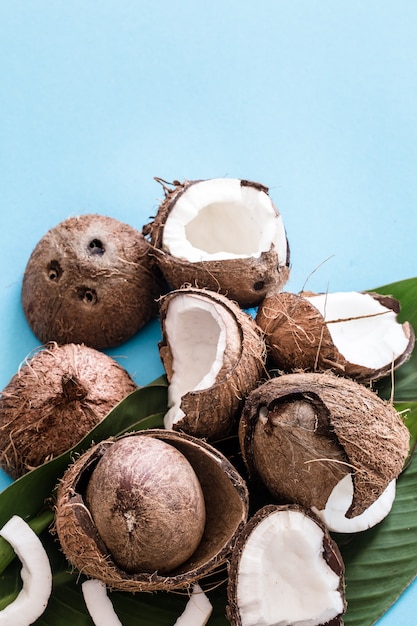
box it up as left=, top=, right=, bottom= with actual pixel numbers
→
left=143, top=178, right=290, bottom=308
left=256, top=290, right=414, bottom=383
left=22, top=213, right=164, bottom=349
left=85, top=436, right=206, bottom=574
left=239, top=372, right=410, bottom=519
left=54, top=429, right=249, bottom=593
left=0, top=342, right=137, bottom=478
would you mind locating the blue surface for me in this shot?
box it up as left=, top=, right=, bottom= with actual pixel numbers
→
left=0, top=2, right=416, bottom=623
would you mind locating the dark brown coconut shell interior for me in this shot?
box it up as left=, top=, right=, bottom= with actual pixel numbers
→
left=226, top=504, right=346, bottom=626
left=143, top=179, right=290, bottom=308
left=239, top=372, right=410, bottom=517
left=54, top=429, right=249, bottom=593
left=158, top=287, right=267, bottom=440
left=22, top=214, right=164, bottom=349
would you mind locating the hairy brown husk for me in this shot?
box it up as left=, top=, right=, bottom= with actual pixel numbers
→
left=239, top=372, right=410, bottom=517
left=256, top=291, right=415, bottom=382
left=159, top=287, right=267, bottom=440
left=54, top=429, right=249, bottom=592
left=143, top=179, right=290, bottom=308
left=22, top=213, right=165, bottom=349
left=0, top=342, right=137, bottom=478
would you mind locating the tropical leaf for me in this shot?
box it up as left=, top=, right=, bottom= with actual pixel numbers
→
left=1, top=281, right=417, bottom=625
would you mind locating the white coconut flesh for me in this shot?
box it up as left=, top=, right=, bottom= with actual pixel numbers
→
left=236, top=509, right=344, bottom=626
left=312, top=474, right=396, bottom=533
left=305, top=291, right=410, bottom=370
left=162, top=178, right=288, bottom=262
left=81, top=579, right=122, bottom=626
left=173, top=583, right=213, bottom=626
left=164, top=293, right=239, bottom=430
left=0, top=515, right=52, bottom=626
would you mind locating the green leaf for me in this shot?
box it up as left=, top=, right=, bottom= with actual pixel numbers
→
left=1, top=279, right=417, bottom=626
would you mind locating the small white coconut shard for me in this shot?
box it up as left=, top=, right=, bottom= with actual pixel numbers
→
left=162, top=178, right=287, bottom=263
left=81, top=579, right=122, bottom=626
left=173, top=583, right=213, bottom=626
left=305, top=292, right=410, bottom=370
left=312, top=474, right=396, bottom=533
left=163, top=293, right=238, bottom=430
left=236, top=509, right=344, bottom=626
left=0, top=515, right=52, bottom=626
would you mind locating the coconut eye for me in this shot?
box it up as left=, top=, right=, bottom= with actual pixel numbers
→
left=88, top=239, right=105, bottom=255
left=47, top=260, right=62, bottom=281
left=253, top=280, right=265, bottom=291
left=78, top=287, right=98, bottom=305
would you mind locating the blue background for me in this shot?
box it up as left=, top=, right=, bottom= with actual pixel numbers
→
left=0, top=1, right=416, bottom=623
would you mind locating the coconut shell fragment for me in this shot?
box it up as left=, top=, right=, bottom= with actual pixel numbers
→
left=158, top=287, right=267, bottom=440
left=239, top=372, right=410, bottom=519
left=22, top=213, right=164, bottom=349
left=54, top=429, right=249, bottom=593
left=227, top=504, right=346, bottom=626
left=0, top=342, right=137, bottom=478
left=256, top=290, right=415, bottom=383
left=143, top=178, right=290, bottom=308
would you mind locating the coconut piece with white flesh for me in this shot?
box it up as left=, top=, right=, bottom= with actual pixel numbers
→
left=159, top=287, right=266, bottom=440
left=256, top=290, right=415, bottom=382
left=143, top=178, right=290, bottom=308
left=239, top=372, right=410, bottom=531
left=226, top=504, right=346, bottom=626
left=81, top=579, right=122, bottom=626
left=0, top=515, right=52, bottom=626
left=173, top=584, right=213, bottom=626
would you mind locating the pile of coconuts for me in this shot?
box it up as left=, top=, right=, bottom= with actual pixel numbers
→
left=0, top=176, right=414, bottom=626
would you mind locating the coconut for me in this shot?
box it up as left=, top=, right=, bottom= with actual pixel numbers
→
left=143, top=178, right=290, bottom=308
left=239, top=372, right=410, bottom=526
left=226, top=504, right=346, bottom=626
left=85, top=436, right=206, bottom=574
left=158, top=287, right=267, bottom=440
left=54, top=428, right=249, bottom=593
left=256, top=290, right=415, bottom=382
left=21, top=213, right=164, bottom=349
left=0, top=342, right=137, bottom=478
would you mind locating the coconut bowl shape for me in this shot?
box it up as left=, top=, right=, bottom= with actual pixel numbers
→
left=256, top=290, right=415, bottom=383
left=21, top=213, right=164, bottom=349
left=143, top=178, right=290, bottom=308
left=226, top=504, right=346, bottom=626
left=0, top=342, right=137, bottom=479
left=158, top=287, right=267, bottom=440
left=239, top=372, right=410, bottom=533
left=54, top=429, right=249, bottom=593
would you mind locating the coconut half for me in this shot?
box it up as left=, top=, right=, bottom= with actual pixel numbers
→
left=143, top=178, right=290, bottom=307
left=226, top=504, right=346, bottom=626
left=54, top=429, right=249, bottom=593
left=256, top=290, right=415, bottom=382
left=159, top=287, right=266, bottom=440
left=239, top=372, right=410, bottom=525
left=0, top=342, right=137, bottom=478
left=22, top=213, right=164, bottom=349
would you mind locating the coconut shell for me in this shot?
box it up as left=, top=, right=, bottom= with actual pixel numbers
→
left=239, top=372, right=410, bottom=518
left=54, top=429, right=249, bottom=593
left=143, top=179, right=290, bottom=308
left=22, top=213, right=165, bottom=349
left=256, top=291, right=415, bottom=382
left=226, top=504, right=346, bottom=626
left=159, top=287, right=267, bottom=440
left=0, top=342, right=137, bottom=478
